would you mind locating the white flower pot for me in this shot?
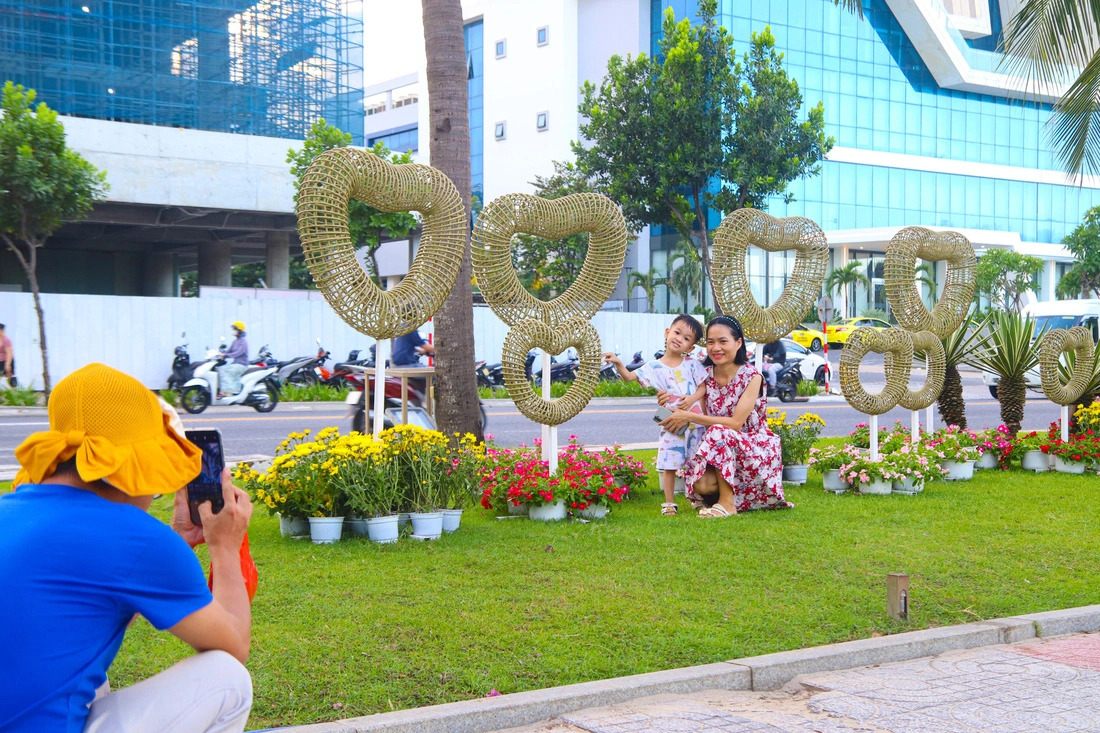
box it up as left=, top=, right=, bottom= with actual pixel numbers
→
left=279, top=515, right=309, bottom=538
left=578, top=504, right=609, bottom=519
left=860, top=479, right=893, bottom=495
left=308, top=516, right=344, bottom=544
left=365, top=515, right=399, bottom=543
left=409, top=511, right=444, bottom=539
left=346, top=518, right=370, bottom=537
left=508, top=503, right=528, bottom=515
left=822, top=469, right=846, bottom=493
left=528, top=500, right=567, bottom=521
left=941, top=460, right=975, bottom=481
left=977, top=452, right=999, bottom=469
left=1021, top=450, right=1048, bottom=473
left=441, top=509, right=464, bottom=533
left=1055, top=457, right=1086, bottom=474
left=782, top=464, right=809, bottom=485
left=892, top=477, right=924, bottom=494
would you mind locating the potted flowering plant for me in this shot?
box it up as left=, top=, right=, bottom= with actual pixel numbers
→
left=924, top=426, right=978, bottom=480
left=558, top=441, right=630, bottom=518
left=975, top=425, right=1012, bottom=469
left=808, top=443, right=863, bottom=492
left=1041, top=435, right=1098, bottom=474
left=1073, top=401, right=1100, bottom=435
left=479, top=445, right=539, bottom=514
left=886, top=443, right=947, bottom=493
left=1013, top=431, right=1049, bottom=472
left=436, top=432, right=486, bottom=532
left=326, top=432, right=404, bottom=543
left=768, top=410, right=826, bottom=485
left=836, top=453, right=902, bottom=494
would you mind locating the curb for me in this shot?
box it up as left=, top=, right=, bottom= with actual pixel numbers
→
left=281, top=604, right=1100, bottom=733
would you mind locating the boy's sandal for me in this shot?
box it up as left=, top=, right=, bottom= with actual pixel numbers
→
left=660, top=502, right=678, bottom=516
left=700, top=504, right=735, bottom=518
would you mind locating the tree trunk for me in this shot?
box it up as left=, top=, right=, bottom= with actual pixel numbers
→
left=936, top=363, right=966, bottom=430
left=999, top=373, right=1026, bottom=436
left=3, top=237, right=50, bottom=397
left=422, top=0, right=482, bottom=441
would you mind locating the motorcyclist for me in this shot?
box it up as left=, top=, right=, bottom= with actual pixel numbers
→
left=217, top=321, right=250, bottom=398
left=762, top=339, right=787, bottom=392
left=392, top=326, right=434, bottom=367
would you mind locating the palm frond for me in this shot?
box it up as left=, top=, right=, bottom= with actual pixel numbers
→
left=1000, top=0, right=1100, bottom=83
left=832, top=0, right=864, bottom=20
left=1047, top=45, right=1100, bottom=178
left=970, top=311, right=1045, bottom=380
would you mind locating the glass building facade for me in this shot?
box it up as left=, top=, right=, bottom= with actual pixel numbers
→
left=466, top=19, right=484, bottom=206
left=0, top=0, right=365, bottom=142
left=649, top=0, right=1094, bottom=315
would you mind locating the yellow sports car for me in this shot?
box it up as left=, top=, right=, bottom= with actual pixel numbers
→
left=789, top=324, right=826, bottom=352
left=826, top=317, right=891, bottom=345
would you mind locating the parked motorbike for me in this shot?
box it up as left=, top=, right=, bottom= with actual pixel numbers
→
left=532, top=348, right=578, bottom=387
left=166, top=333, right=208, bottom=391
left=179, top=349, right=280, bottom=414
left=765, top=360, right=802, bottom=403
left=253, top=344, right=323, bottom=387
left=625, top=351, right=646, bottom=372
left=318, top=348, right=366, bottom=389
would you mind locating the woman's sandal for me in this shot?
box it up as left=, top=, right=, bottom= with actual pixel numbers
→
left=700, top=504, right=735, bottom=518
left=660, top=502, right=678, bottom=516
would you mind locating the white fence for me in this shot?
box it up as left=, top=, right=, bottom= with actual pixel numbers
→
left=0, top=292, right=680, bottom=390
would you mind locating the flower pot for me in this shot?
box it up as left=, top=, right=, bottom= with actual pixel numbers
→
left=859, top=479, right=892, bottom=495
left=528, top=500, right=567, bottom=521
left=441, top=509, right=464, bottom=533
left=308, top=516, right=344, bottom=544
left=782, top=464, right=808, bottom=485
left=1021, top=450, right=1048, bottom=473
left=508, top=503, right=528, bottom=515
left=365, top=515, right=399, bottom=544
left=892, top=477, right=924, bottom=494
left=279, top=515, right=309, bottom=538
left=346, top=518, right=371, bottom=537
left=941, top=460, right=975, bottom=481
left=822, top=469, right=846, bottom=493
left=578, top=504, right=609, bottom=519
left=977, top=452, right=999, bottom=469
left=1055, top=457, right=1086, bottom=474
left=409, top=511, right=444, bottom=539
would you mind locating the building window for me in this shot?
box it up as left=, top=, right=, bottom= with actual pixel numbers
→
left=495, top=39, right=506, bottom=58
left=536, top=111, right=548, bottom=131
left=537, top=26, right=548, bottom=46
left=494, top=122, right=506, bottom=140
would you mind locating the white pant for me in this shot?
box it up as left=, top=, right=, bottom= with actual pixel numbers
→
left=85, top=651, right=252, bottom=733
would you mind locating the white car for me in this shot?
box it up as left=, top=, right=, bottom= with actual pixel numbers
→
left=747, top=338, right=829, bottom=385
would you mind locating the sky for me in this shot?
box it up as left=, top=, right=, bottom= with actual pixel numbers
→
left=363, top=0, right=424, bottom=87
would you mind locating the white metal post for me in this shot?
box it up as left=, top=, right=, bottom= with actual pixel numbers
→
left=372, top=338, right=388, bottom=437
left=926, top=405, right=934, bottom=434
left=1062, top=404, right=1070, bottom=442
left=911, top=410, right=920, bottom=443
left=870, top=414, right=879, bottom=462
left=541, top=351, right=558, bottom=473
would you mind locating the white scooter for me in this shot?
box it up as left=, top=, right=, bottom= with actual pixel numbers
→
left=179, top=350, right=280, bottom=414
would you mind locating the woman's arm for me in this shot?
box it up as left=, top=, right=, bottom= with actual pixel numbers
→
left=660, top=375, right=762, bottom=432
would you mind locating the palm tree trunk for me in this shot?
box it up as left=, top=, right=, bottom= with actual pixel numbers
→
left=999, top=374, right=1026, bottom=436
left=936, top=363, right=966, bottom=430
left=422, top=0, right=482, bottom=440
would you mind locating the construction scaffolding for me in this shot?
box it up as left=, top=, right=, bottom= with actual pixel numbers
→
left=0, top=0, right=364, bottom=142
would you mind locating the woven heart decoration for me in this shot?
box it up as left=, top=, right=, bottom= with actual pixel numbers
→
left=711, top=208, right=830, bottom=343
left=1040, top=327, right=1096, bottom=406
left=898, top=330, right=946, bottom=411
left=839, top=327, right=914, bottom=415
left=884, top=227, right=976, bottom=339
left=501, top=318, right=602, bottom=426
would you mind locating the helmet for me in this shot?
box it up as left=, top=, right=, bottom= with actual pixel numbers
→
left=231, top=321, right=247, bottom=333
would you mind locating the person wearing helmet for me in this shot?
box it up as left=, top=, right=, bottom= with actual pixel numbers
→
left=218, top=321, right=250, bottom=398
left=0, top=363, right=254, bottom=732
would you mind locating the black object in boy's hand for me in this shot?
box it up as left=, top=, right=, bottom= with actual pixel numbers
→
left=185, top=429, right=225, bottom=525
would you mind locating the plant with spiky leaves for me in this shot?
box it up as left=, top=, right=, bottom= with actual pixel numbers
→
left=971, top=311, right=1045, bottom=436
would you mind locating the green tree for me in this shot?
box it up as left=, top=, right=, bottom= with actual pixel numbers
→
left=0, top=82, right=108, bottom=395
left=915, top=262, right=938, bottom=306
left=628, top=268, right=665, bottom=313
left=975, top=249, right=1045, bottom=311
left=824, top=262, right=869, bottom=318
left=972, top=311, right=1044, bottom=436
left=574, top=1, right=832, bottom=304
left=933, top=311, right=991, bottom=430
left=667, top=239, right=703, bottom=309
left=286, top=119, right=416, bottom=287
left=1058, top=205, right=1100, bottom=298
left=231, top=257, right=317, bottom=290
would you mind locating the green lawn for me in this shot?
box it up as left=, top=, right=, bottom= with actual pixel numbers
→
left=6, top=459, right=1100, bottom=729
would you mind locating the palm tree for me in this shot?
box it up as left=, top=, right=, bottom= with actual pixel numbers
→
left=824, top=262, right=869, bottom=318
left=915, top=263, right=938, bottom=307
left=667, top=240, right=703, bottom=310
left=628, top=267, right=665, bottom=313
left=421, top=0, right=483, bottom=438
left=931, top=312, right=991, bottom=430
left=971, top=311, right=1044, bottom=436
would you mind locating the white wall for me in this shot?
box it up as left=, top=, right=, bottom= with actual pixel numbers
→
left=60, top=116, right=300, bottom=213
left=0, top=292, right=676, bottom=390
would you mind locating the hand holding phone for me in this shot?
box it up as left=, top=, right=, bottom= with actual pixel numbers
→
left=653, top=405, right=688, bottom=436
left=185, top=429, right=225, bottom=526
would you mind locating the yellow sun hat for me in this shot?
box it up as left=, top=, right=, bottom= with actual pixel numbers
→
left=13, top=363, right=202, bottom=496
left=231, top=321, right=247, bottom=332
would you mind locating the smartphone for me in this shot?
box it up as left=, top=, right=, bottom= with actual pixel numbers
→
left=185, top=429, right=225, bottom=525
left=653, top=405, right=688, bottom=436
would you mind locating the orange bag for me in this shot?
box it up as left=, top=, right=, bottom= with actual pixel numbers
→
left=207, top=533, right=259, bottom=603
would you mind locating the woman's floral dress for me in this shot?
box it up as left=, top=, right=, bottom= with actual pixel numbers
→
left=681, top=362, right=792, bottom=512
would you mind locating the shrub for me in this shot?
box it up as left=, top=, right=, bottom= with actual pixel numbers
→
left=768, top=410, right=825, bottom=465
left=0, top=384, right=40, bottom=407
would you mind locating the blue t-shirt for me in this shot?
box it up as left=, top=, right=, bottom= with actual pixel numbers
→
left=0, top=484, right=214, bottom=732
left=392, top=330, right=426, bottom=367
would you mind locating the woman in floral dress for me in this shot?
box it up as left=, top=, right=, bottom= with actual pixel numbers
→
left=658, top=315, right=791, bottom=517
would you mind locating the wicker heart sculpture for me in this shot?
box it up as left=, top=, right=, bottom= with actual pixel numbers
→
left=710, top=208, right=830, bottom=344
left=898, top=330, right=946, bottom=411
left=1040, top=327, right=1096, bottom=406
left=883, top=227, right=976, bottom=339
left=472, top=192, right=627, bottom=425
left=295, top=148, right=465, bottom=339
left=839, top=327, right=914, bottom=415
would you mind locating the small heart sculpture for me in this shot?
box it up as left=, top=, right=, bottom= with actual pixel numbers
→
left=711, top=209, right=830, bottom=343
left=501, top=318, right=602, bottom=426
left=898, top=330, right=946, bottom=411
left=472, top=193, right=627, bottom=327
left=296, top=148, right=465, bottom=339
left=884, top=227, right=976, bottom=338
left=1040, top=327, right=1096, bottom=406
left=839, top=328, right=914, bottom=416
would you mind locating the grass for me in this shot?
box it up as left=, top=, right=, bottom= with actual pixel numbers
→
left=0, top=384, right=41, bottom=407
left=797, top=379, right=820, bottom=397
left=479, top=380, right=656, bottom=400
left=160, top=384, right=351, bottom=404
left=87, top=456, right=1099, bottom=729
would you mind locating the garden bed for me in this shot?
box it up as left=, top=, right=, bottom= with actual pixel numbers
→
left=98, top=455, right=1099, bottom=729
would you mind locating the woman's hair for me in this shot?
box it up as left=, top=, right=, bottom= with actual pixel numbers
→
left=702, top=315, right=748, bottom=367
left=669, top=314, right=704, bottom=345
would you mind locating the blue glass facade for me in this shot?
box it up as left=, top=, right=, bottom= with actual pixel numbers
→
left=466, top=19, right=484, bottom=206
left=0, top=0, right=365, bottom=143
left=369, top=125, right=418, bottom=154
